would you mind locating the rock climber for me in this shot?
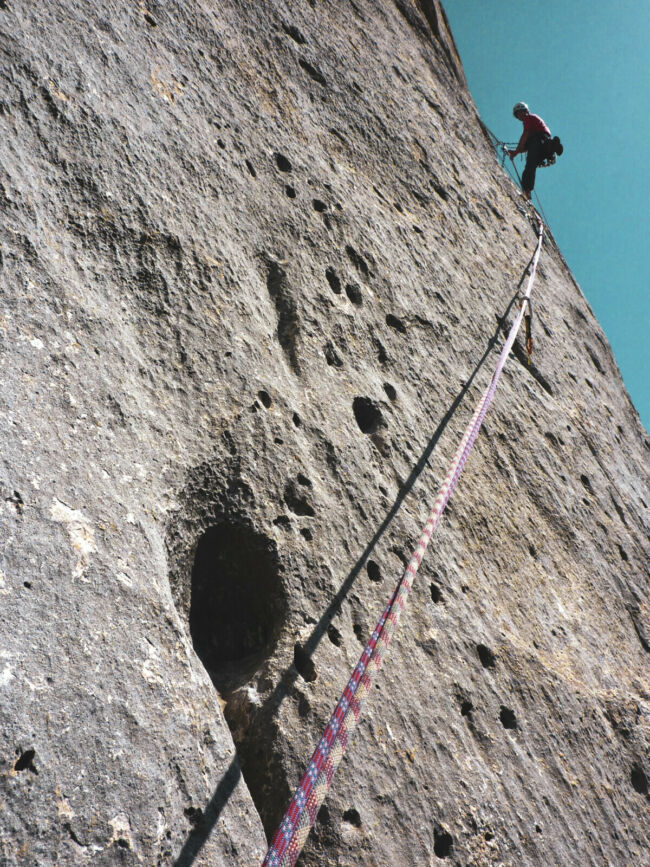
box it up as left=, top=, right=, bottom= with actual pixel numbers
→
left=506, top=102, right=563, bottom=201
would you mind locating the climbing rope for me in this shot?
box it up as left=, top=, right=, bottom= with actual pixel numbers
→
left=262, top=220, right=545, bottom=867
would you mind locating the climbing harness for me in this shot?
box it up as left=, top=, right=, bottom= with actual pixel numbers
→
left=262, top=220, right=545, bottom=867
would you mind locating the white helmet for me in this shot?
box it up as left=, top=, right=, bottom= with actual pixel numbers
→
left=513, top=102, right=529, bottom=116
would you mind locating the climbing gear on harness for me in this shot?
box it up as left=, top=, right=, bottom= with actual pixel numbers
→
left=262, top=222, right=546, bottom=867
left=483, top=123, right=557, bottom=229
left=490, top=135, right=551, bottom=227
left=540, top=136, right=564, bottom=167
left=522, top=299, right=533, bottom=362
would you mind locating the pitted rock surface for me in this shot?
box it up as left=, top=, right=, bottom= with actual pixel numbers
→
left=1, top=1, right=648, bottom=865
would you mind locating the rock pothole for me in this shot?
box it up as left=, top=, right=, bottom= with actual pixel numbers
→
left=630, top=763, right=648, bottom=795
left=342, top=807, right=362, bottom=827
left=366, top=560, right=381, bottom=582
left=352, top=396, right=385, bottom=435
left=327, top=624, right=343, bottom=647
left=167, top=475, right=293, bottom=839
left=275, top=152, right=292, bottom=172
left=325, top=266, right=342, bottom=294
left=293, top=642, right=317, bottom=682
left=14, top=748, right=37, bottom=775
left=476, top=644, right=496, bottom=669
left=386, top=313, right=407, bottom=334
left=345, top=282, right=362, bottom=305
left=433, top=827, right=454, bottom=858
left=189, top=522, right=285, bottom=693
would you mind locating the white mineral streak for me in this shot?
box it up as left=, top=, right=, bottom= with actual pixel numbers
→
left=50, top=498, right=97, bottom=581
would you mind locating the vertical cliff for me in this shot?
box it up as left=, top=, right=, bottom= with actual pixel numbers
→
left=0, top=1, right=648, bottom=865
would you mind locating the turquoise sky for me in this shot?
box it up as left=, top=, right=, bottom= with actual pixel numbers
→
left=442, top=0, right=649, bottom=432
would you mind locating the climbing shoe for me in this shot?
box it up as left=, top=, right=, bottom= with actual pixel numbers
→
left=552, top=136, right=563, bottom=156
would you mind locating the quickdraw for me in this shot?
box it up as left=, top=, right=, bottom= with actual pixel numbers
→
left=520, top=297, right=533, bottom=363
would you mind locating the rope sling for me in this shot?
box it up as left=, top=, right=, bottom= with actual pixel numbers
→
left=262, top=218, right=545, bottom=866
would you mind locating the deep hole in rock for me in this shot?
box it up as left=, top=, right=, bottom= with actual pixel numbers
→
left=294, top=643, right=317, bottom=682
left=325, top=266, right=342, bottom=294
left=383, top=382, right=397, bottom=401
left=430, top=583, right=442, bottom=603
left=285, top=184, right=297, bottom=199
left=353, top=622, right=365, bottom=644
left=14, top=748, right=37, bottom=774
left=166, top=474, right=294, bottom=840
left=327, top=624, right=343, bottom=647
left=275, top=152, right=292, bottom=172
left=342, top=807, right=362, bottom=827
left=434, top=828, right=453, bottom=858
left=366, top=560, right=381, bottom=582
left=386, top=313, right=407, bottom=333
left=258, top=390, right=272, bottom=408
left=345, top=283, right=362, bottom=305
left=499, top=706, right=517, bottom=730
left=353, top=396, right=384, bottom=435
left=245, top=159, right=257, bottom=178
left=189, top=523, right=285, bottom=693
left=630, top=764, right=648, bottom=795
left=461, top=700, right=473, bottom=717
left=476, top=644, right=496, bottom=669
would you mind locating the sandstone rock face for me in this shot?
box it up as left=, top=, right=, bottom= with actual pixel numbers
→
left=1, top=1, right=648, bottom=865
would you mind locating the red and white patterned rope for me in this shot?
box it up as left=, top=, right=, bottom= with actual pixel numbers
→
left=262, top=221, right=544, bottom=867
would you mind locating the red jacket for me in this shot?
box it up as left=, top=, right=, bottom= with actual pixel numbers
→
left=523, top=113, right=551, bottom=136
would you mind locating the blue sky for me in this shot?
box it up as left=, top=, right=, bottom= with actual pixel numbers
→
left=442, top=0, right=649, bottom=431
